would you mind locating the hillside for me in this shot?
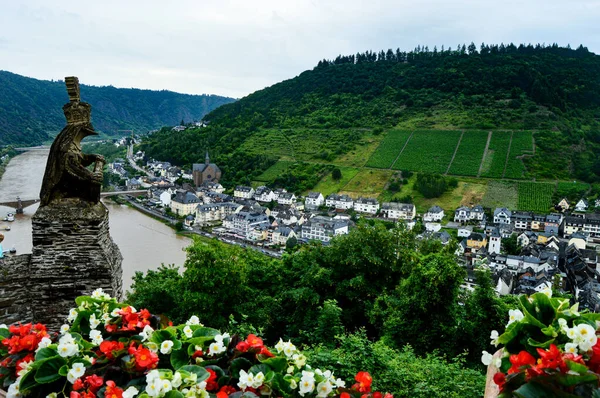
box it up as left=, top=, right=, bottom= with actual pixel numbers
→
left=141, top=43, right=600, bottom=196
left=0, top=71, right=235, bottom=146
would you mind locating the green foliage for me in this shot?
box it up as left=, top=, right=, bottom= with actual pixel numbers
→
left=503, top=234, right=521, bottom=255
left=365, top=129, right=411, bottom=168
left=270, top=162, right=334, bottom=193
left=393, top=130, right=462, bottom=173
left=480, top=131, right=512, bottom=178
left=482, top=181, right=519, bottom=209
left=504, top=131, right=534, bottom=179
left=556, top=181, right=591, bottom=202
left=0, top=71, right=234, bottom=146
left=447, top=130, right=489, bottom=176
left=414, top=173, right=453, bottom=198
left=332, top=167, right=342, bottom=180
left=517, top=182, right=554, bottom=212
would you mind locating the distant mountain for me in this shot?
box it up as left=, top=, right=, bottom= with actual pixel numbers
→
left=0, top=71, right=235, bottom=146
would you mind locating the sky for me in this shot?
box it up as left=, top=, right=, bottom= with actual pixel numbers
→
left=0, top=0, right=599, bottom=99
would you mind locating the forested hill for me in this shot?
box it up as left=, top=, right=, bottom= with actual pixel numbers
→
left=142, top=43, right=600, bottom=187
left=0, top=71, right=235, bottom=146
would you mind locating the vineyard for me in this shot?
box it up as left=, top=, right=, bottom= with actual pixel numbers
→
left=480, top=132, right=512, bottom=178
left=255, top=160, right=295, bottom=182
left=392, top=130, right=462, bottom=173
left=366, top=130, right=412, bottom=168
left=447, top=130, right=489, bottom=176
left=505, top=131, right=534, bottom=179
left=517, top=182, right=554, bottom=212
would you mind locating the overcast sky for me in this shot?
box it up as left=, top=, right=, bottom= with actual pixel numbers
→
left=0, top=0, right=598, bottom=98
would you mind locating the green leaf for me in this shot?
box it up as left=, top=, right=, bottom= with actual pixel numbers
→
left=230, top=357, right=253, bottom=376
left=526, top=336, right=555, bottom=348
left=513, top=382, right=559, bottom=398
left=58, top=365, right=69, bottom=376
left=498, top=321, right=523, bottom=345
left=249, top=364, right=269, bottom=375
left=34, top=356, right=67, bottom=384
left=164, top=391, right=184, bottom=398
left=35, top=347, right=57, bottom=361
left=192, top=327, right=220, bottom=338
left=178, top=365, right=209, bottom=382
left=258, top=356, right=287, bottom=373
left=541, top=325, right=557, bottom=338
left=531, top=292, right=556, bottom=325
left=186, top=336, right=215, bottom=348
left=170, top=347, right=189, bottom=370
left=566, top=359, right=589, bottom=375
left=229, top=392, right=260, bottom=398
left=18, top=370, right=37, bottom=392
left=0, top=328, right=9, bottom=339
left=150, top=329, right=177, bottom=345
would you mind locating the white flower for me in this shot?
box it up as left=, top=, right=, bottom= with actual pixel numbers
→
left=89, top=330, right=103, bottom=346
left=275, top=338, right=285, bottom=353
left=160, top=379, right=173, bottom=394
left=316, top=381, right=333, bottom=397
left=184, top=372, right=197, bottom=384
left=252, top=372, right=265, bottom=389
left=0, top=324, right=7, bottom=329
left=145, top=379, right=163, bottom=398
left=67, top=308, right=78, bottom=323
left=541, top=287, right=552, bottom=297
left=575, top=323, right=598, bottom=351
left=293, top=353, right=307, bottom=368
left=183, top=325, right=193, bottom=338
left=46, top=394, right=58, bottom=398
left=507, top=309, right=524, bottom=325
left=287, top=366, right=295, bottom=374
left=290, top=379, right=298, bottom=389
left=146, top=342, right=159, bottom=353
left=567, top=327, right=578, bottom=340
left=6, top=378, right=21, bottom=398
left=146, top=370, right=161, bottom=383
left=299, top=371, right=315, bottom=397
left=283, top=341, right=297, bottom=357
left=186, top=315, right=201, bottom=325
left=16, top=358, right=33, bottom=377
left=139, top=325, right=154, bottom=342
left=214, top=333, right=230, bottom=343
left=89, top=314, right=100, bottom=330
left=123, top=386, right=139, bottom=398
left=481, top=351, right=493, bottom=366
left=172, top=372, right=183, bottom=388
left=238, top=369, right=254, bottom=391
left=57, top=341, right=79, bottom=357
left=111, top=308, right=121, bottom=317
left=565, top=343, right=579, bottom=354
left=558, top=318, right=568, bottom=328
left=208, top=341, right=226, bottom=356
left=67, top=362, right=86, bottom=384
left=102, top=313, right=111, bottom=324
left=36, top=337, right=52, bottom=352
left=60, top=324, right=70, bottom=335
left=335, top=378, right=346, bottom=388
left=160, top=340, right=174, bottom=354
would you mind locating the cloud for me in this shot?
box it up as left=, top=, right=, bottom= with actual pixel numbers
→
left=0, top=0, right=598, bottom=98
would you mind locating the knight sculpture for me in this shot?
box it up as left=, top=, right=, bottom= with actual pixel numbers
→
left=39, top=77, right=105, bottom=206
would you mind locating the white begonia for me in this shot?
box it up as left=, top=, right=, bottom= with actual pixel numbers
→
left=238, top=369, right=254, bottom=391
left=36, top=337, right=52, bottom=352
left=214, top=333, right=230, bottom=343
left=0, top=324, right=7, bottom=329
left=275, top=338, right=285, bottom=353
left=565, top=343, right=579, bottom=354
left=186, top=315, right=201, bottom=325
left=567, top=327, right=578, bottom=340
left=541, top=286, right=552, bottom=297
left=481, top=351, right=493, bottom=366
left=46, top=394, right=58, bottom=398
left=160, top=379, right=173, bottom=394
left=183, top=325, right=193, bottom=338
left=208, top=341, right=226, bottom=356
left=507, top=309, right=524, bottom=325
left=89, top=330, right=103, bottom=346
left=123, top=387, right=139, bottom=398
left=299, top=371, right=316, bottom=397
left=101, top=313, right=111, bottom=324
left=146, top=342, right=159, bottom=353
left=16, top=358, right=33, bottom=377
left=287, top=366, right=295, bottom=374
left=293, top=353, right=307, bottom=368
left=184, top=372, right=197, bottom=385
left=290, top=379, right=298, bottom=389
left=139, top=325, right=154, bottom=342
left=89, top=314, right=100, bottom=330
left=558, top=318, right=568, bottom=329
left=490, top=330, right=499, bottom=346
left=575, top=323, right=597, bottom=352
left=60, top=324, right=70, bottom=335
left=172, top=372, right=183, bottom=388
left=252, top=372, right=265, bottom=389
left=283, top=341, right=297, bottom=357
left=145, top=378, right=163, bottom=398
left=110, top=308, right=121, bottom=317
left=160, top=340, right=174, bottom=354
left=316, top=381, right=333, bottom=398
left=67, top=308, right=78, bottom=323
left=146, top=370, right=160, bottom=382
left=67, top=363, right=86, bottom=384
left=57, top=336, right=79, bottom=358
left=6, top=377, right=22, bottom=398
left=335, top=378, right=346, bottom=388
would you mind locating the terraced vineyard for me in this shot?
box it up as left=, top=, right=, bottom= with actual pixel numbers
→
left=480, top=132, right=512, bottom=178
left=447, top=130, right=489, bottom=176
left=505, top=131, right=534, bottom=179
left=517, top=182, right=554, bottom=212
left=365, top=130, right=412, bottom=168
left=255, top=161, right=295, bottom=182
left=392, top=130, right=462, bottom=173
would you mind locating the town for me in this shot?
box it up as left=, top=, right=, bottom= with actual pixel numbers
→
left=106, top=146, right=600, bottom=311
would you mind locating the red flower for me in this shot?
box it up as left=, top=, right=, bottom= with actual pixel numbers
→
left=384, top=394, right=393, bottom=398
left=129, top=344, right=159, bottom=371
left=246, top=334, right=264, bottom=349
left=99, top=341, right=125, bottom=360
left=536, top=344, right=563, bottom=370
left=493, top=372, right=506, bottom=391
left=219, top=386, right=237, bottom=395
left=236, top=341, right=249, bottom=353
left=340, top=394, right=351, bottom=398
left=353, top=371, right=373, bottom=393
left=85, top=374, right=104, bottom=393
left=206, top=368, right=219, bottom=391
left=192, top=349, right=203, bottom=359
left=105, top=380, right=123, bottom=398
left=373, top=392, right=383, bottom=398
left=70, top=392, right=82, bottom=398
left=73, top=378, right=85, bottom=391
left=508, top=351, right=536, bottom=374
left=259, top=346, right=274, bottom=358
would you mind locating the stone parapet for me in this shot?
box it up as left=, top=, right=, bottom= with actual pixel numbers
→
left=0, top=254, right=33, bottom=326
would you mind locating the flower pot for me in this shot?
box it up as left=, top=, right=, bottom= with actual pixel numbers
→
left=484, top=350, right=502, bottom=398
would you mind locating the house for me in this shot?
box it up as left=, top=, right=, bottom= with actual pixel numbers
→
left=199, top=181, right=225, bottom=194
left=454, top=206, right=471, bottom=223
left=457, top=225, right=473, bottom=238
left=255, top=186, right=277, bottom=203
left=517, top=231, right=537, bottom=247
left=557, top=198, right=570, bottom=212
left=195, top=202, right=242, bottom=225
left=234, top=186, right=255, bottom=199
left=354, top=197, right=380, bottom=214
left=569, top=232, right=588, bottom=250
left=192, top=152, right=222, bottom=186
left=493, top=208, right=512, bottom=225
left=433, top=231, right=451, bottom=245
left=531, top=214, right=546, bottom=231
left=170, top=191, right=201, bottom=216
left=271, top=227, right=297, bottom=246
left=575, top=199, right=589, bottom=212
left=159, top=189, right=175, bottom=207
left=275, top=209, right=305, bottom=226
left=545, top=214, right=563, bottom=229
left=202, top=192, right=233, bottom=204
left=466, top=233, right=488, bottom=250
left=471, top=205, right=485, bottom=222
left=301, top=216, right=349, bottom=243
left=126, top=178, right=142, bottom=189
left=185, top=215, right=195, bottom=227
left=425, top=223, right=442, bottom=232
left=381, top=203, right=416, bottom=220
left=305, top=192, right=324, bottom=209
left=488, top=229, right=501, bottom=254
left=325, top=194, right=354, bottom=210
left=277, top=192, right=297, bottom=206
left=228, top=212, right=270, bottom=239
left=272, top=189, right=287, bottom=201
left=424, top=206, right=444, bottom=222
left=512, top=211, right=533, bottom=230
left=561, top=214, right=600, bottom=238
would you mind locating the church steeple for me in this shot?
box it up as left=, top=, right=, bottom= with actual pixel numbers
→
left=205, top=151, right=210, bottom=165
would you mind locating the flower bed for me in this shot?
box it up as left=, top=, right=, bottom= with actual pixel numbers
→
left=484, top=289, right=600, bottom=396
left=0, top=289, right=393, bottom=398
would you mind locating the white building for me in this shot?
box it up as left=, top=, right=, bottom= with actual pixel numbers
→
left=271, top=227, right=297, bottom=245
left=305, top=192, right=324, bottom=209
left=488, top=229, right=501, bottom=255
left=353, top=197, right=380, bottom=214
left=325, top=194, right=354, bottom=210
left=494, top=208, right=512, bottom=225
left=277, top=192, right=297, bottom=206
left=575, top=199, right=589, bottom=212
left=301, top=216, right=349, bottom=243
left=195, top=202, right=243, bottom=225
left=423, top=205, right=444, bottom=222
left=159, top=189, right=174, bottom=207
left=234, top=186, right=255, bottom=199
left=170, top=191, right=200, bottom=216
left=254, top=186, right=277, bottom=203
left=229, top=212, right=270, bottom=239
left=380, top=202, right=415, bottom=220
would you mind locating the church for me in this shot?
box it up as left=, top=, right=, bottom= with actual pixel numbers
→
left=192, top=152, right=222, bottom=187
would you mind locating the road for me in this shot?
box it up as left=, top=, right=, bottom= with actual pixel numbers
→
left=127, top=144, right=154, bottom=178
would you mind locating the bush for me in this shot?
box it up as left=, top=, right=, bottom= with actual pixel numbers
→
left=414, top=173, right=450, bottom=198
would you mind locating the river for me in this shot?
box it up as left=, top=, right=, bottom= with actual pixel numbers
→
left=0, top=150, right=191, bottom=294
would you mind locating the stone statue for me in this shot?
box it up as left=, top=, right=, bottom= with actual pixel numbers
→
left=39, top=77, right=105, bottom=206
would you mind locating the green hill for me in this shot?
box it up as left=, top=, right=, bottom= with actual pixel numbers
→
left=0, top=70, right=235, bottom=146
left=141, top=43, right=600, bottom=192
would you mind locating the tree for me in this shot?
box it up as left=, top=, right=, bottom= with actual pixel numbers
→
left=285, top=235, right=298, bottom=251
left=503, top=234, right=521, bottom=255
left=332, top=168, right=342, bottom=180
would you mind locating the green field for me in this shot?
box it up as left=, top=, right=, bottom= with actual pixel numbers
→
left=365, top=130, right=412, bottom=168
left=517, top=182, right=554, bottom=212
left=556, top=181, right=590, bottom=201
left=311, top=166, right=360, bottom=196
left=393, top=130, right=462, bottom=173
left=480, top=132, right=512, bottom=178
left=481, top=180, right=518, bottom=209
left=505, top=131, right=534, bottom=179
left=255, top=161, right=295, bottom=182
left=447, top=130, right=489, bottom=176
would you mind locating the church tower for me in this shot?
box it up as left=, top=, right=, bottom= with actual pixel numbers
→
left=488, top=229, right=501, bottom=254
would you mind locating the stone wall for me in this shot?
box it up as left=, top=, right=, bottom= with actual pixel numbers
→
left=0, top=254, right=33, bottom=326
